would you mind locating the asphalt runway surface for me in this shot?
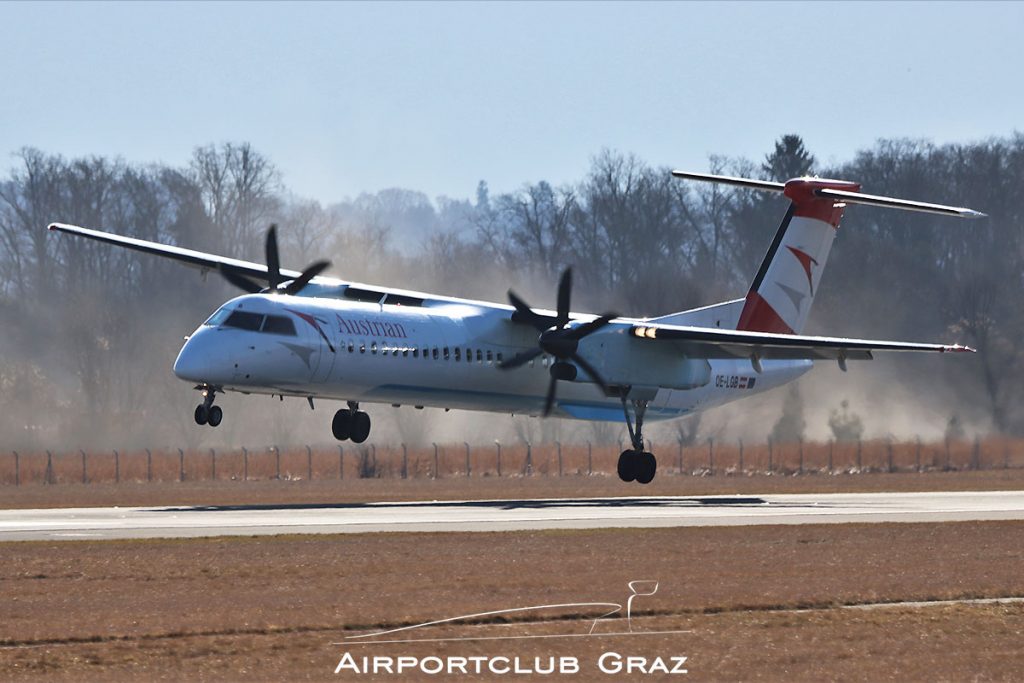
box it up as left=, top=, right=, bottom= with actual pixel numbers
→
left=2, top=491, right=1024, bottom=541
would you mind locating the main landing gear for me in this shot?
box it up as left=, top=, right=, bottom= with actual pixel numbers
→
left=193, top=386, right=223, bottom=428
left=332, top=401, right=371, bottom=443
left=617, top=395, right=657, bottom=484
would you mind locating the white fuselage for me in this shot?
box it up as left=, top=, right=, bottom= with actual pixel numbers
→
left=173, top=292, right=811, bottom=424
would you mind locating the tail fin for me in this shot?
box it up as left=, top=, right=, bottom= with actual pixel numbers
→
left=671, top=171, right=985, bottom=335
left=737, top=178, right=857, bottom=334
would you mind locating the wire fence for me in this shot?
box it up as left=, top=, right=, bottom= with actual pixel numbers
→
left=3, top=437, right=1024, bottom=486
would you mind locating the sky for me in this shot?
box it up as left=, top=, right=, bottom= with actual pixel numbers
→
left=1, top=1, right=1021, bottom=204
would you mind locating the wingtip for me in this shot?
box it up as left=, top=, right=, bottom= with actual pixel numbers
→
left=961, top=209, right=988, bottom=219
left=945, top=344, right=976, bottom=353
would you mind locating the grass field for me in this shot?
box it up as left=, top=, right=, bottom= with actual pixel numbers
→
left=2, top=521, right=1024, bottom=681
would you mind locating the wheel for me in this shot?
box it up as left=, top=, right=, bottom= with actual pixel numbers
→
left=350, top=411, right=371, bottom=443
left=207, top=405, right=223, bottom=427
left=332, top=409, right=352, bottom=440
left=194, top=404, right=208, bottom=425
left=636, top=451, right=657, bottom=484
left=617, top=450, right=636, bottom=482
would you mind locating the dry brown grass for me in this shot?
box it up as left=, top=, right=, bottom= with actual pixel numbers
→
left=1, top=522, right=1024, bottom=680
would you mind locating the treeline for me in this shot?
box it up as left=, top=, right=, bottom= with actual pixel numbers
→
left=1, top=134, right=1021, bottom=448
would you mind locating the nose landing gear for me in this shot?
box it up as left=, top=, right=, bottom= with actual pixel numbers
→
left=193, top=386, right=223, bottom=427
left=617, top=394, right=657, bottom=484
left=332, top=401, right=371, bottom=443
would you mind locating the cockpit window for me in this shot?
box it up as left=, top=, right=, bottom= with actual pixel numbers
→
left=204, top=307, right=232, bottom=327
left=223, top=310, right=264, bottom=331
left=261, top=315, right=297, bottom=336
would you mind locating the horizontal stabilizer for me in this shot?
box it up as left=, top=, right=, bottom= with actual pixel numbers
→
left=671, top=171, right=985, bottom=218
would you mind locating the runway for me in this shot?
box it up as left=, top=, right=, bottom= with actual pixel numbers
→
left=2, top=490, right=1024, bottom=541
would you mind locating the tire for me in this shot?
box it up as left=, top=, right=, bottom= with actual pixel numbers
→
left=207, top=405, right=223, bottom=427
left=194, top=404, right=208, bottom=425
left=636, top=452, right=657, bottom=485
left=617, top=450, right=636, bottom=482
left=350, top=411, right=371, bottom=444
left=332, top=409, right=352, bottom=441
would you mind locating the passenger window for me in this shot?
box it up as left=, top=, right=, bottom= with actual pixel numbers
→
left=413, top=348, right=419, bottom=358
left=454, top=348, right=461, bottom=361
left=360, top=343, right=366, bottom=354
left=371, top=342, right=377, bottom=354
left=443, top=347, right=450, bottom=360
left=348, top=341, right=354, bottom=353
left=476, top=350, right=483, bottom=363
left=261, top=315, right=297, bottom=336
left=466, top=348, right=472, bottom=363
left=497, top=352, right=504, bottom=363
left=403, top=349, right=409, bottom=357
left=224, top=311, right=264, bottom=331
left=432, top=348, right=439, bottom=360
left=486, top=350, right=493, bottom=363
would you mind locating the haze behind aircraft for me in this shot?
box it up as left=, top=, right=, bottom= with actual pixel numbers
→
left=49, top=171, right=984, bottom=483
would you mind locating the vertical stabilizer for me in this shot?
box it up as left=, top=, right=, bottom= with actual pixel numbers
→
left=735, top=178, right=859, bottom=334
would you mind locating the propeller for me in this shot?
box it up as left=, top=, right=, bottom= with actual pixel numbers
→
left=499, top=268, right=618, bottom=416
left=219, top=224, right=331, bottom=296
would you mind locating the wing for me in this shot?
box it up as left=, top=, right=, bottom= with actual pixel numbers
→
left=630, top=322, right=974, bottom=363
left=47, top=222, right=302, bottom=282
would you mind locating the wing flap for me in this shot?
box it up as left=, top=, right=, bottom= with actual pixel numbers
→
left=630, top=323, right=973, bottom=361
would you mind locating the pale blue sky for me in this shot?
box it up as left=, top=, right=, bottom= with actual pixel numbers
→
left=1, top=1, right=1021, bottom=203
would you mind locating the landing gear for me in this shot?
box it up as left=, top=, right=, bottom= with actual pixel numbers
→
left=332, top=401, right=371, bottom=443
left=193, top=387, right=222, bottom=428
left=617, top=393, right=658, bottom=484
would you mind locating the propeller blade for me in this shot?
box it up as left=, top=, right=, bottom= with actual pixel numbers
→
left=265, top=224, right=281, bottom=292
left=283, top=260, right=331, bottom=295
left=556, top=268, right=572, bottom=327
left=218, top=265, right=264, bottom=293
left=565, top=312, right=618, bottom=340
left=570, top=352, right=611, bottom=395
left=508, top=290, right=554, bottom=331
left=542, top=373, right=559, bottom=417
left=498, top=347, right=542, bottom=370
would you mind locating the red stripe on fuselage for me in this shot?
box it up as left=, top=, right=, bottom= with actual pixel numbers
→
left=736, top=291, right=794, bottom=334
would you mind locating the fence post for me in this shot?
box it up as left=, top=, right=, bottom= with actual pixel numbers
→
left=887, top=439, right=894, bottom=473
left=146, top=448, right=152, bottom=483
left=13, top=451, right=19, bottom=487
left=708, top=439, right=714, bottom=474
left=243, top=447, right=249, bottom=481
left=496, top=441, right=502, bottom=477
left=798, top=439, right=803, bottom=475
left=856, top=439, right=863, bottom=470
left=768, top=439, right=773, bottom=473
left=972, top=436, right=980, bottom=470
left=738, top=439, right=744, bottom=473
left=179, top=448, right=184, bottom=482
left=338, top=445, right=344, bottom=480
left=1004, top=439, right=1010, bottom=470
left=307, top=445, right=313, bottom=481
left=45, top=450, right=53, bottom=485
left=114, top=450, right=119, bottom=484
left=828, top=440, right=834, bottom=472
left=677, top=441, right=683, bottom=474
left=464, top=442, right=471, bottom=477
left=916, top=437, right=921, bottom=473
left=944, top=437, right=951, bottom=470
left=524, top=442, right=533, bottom=476
left=556, top=441, right=562, bottom=477
left=432, top=443, right=439, bottom=480
left=210, top=448, right=216, bottom=481
left=587, top=441, right=592, bottom=476
left=402, top=443, right=408, bottom=480
left=274, top=445, right=281, bottom=480
left=81, top=449, right=88, bottom=484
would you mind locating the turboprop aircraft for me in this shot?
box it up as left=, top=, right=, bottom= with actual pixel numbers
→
left=48, top=171, right=984, bottom=483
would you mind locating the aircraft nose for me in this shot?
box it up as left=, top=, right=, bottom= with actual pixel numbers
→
left=173, top=333, right=221, bottom=383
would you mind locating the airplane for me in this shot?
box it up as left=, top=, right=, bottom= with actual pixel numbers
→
left=48, top=171, right=984, bottom=484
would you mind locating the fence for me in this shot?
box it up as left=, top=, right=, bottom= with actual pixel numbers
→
left=3, top=437, right=1024, bottom=486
